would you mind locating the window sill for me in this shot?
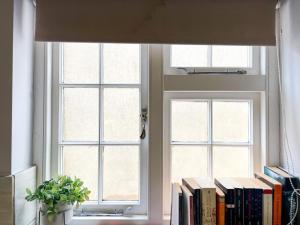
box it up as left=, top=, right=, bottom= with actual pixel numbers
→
left=70, top=215, right=149, bottom=225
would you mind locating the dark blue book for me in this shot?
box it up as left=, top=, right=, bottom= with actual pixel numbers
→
left=215, top=178, right=235, bottom=225
left=234, top=178, right=263, bottom=225
left=254, top=188, right=263, bottom=225
left=264, top=166, right=300, bottom=225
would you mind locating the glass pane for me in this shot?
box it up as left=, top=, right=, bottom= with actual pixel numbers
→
left=213, top=101, right=250, bottom=143
left=171, top=101, right=208, bottom=142
left=213, top=146, right=249, bottom=178
left=171, top=45, right=208, bottom=67
left=103, top=88, right=140, bottom=142
left=63, top=43, right=99, bottom=83
left=212, top=46, right=251, bottom=68
left=103, top=44, right=140, bottom=84
left=103, top=146, right=139, bottom=201
left=62, top=146, right=99, bottom=201
left=171, top=146, right=208, bottom=183
left=63, top=88, right=99, bottom=141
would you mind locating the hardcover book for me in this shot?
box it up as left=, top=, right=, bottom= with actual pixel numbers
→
left=254, top=179, right=273, bottom=225
left=216, top=187, right=225, bottom=225
left=215, top=178, right=235, bottom=225
left=264, top=166, right=300, bottom=225
left=171, top=183, right=183, bottom=225
left=255, top=172, right=282, bottom=225
left=234, top=178, right=263, bottom=225
left=182, top=185, right=194, bottom=225
left=195, top=178, right=217, bottom=225
left=183, top=178, right=201, bottom=225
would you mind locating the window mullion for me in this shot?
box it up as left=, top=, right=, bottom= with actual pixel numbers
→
left=208, top=100, right=213, bottom=178
left=98, top=43, right=104, bottom=205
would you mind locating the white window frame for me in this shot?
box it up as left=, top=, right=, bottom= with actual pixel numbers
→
left=33, top=43, right=279, bottom=225
left=163, top=91, right=261, bottom=214
left=163, top=45, right=262, bottom=75
left=50, top=43, right=149, bottom=215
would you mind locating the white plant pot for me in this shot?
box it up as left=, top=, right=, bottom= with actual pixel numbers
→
left=40, top=203, right=73, bottom=225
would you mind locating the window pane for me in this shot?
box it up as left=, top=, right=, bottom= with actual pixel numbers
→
left=212, top=46, right=251, bottom=68
left=213, top=146, right=249, bottom=178
left=171, top=45, right=208, bottom=67
left=171, top=146, right=208, bottom=183
left=103, top=44, right=140, bottom=84
left=62, top=146, right=99, bottom=201
left=103, top=88, right=140, bottom=142
left=171, top=101, right=208, bottom=142
left=63, top=88, right=99, bottom=141
left=213, top=101, right=250, bottom=143
left=103, top=146, right=139, bottom=201
left=63, top=43, right=99, bottom=83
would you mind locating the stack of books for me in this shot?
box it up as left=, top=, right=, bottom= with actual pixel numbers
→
left=171, top=166, right=299, bottom=225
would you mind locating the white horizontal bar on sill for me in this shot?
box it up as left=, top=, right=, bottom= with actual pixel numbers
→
left=171, top=141, right=252, bottom=146
left=70, top=215, right=148, bottom=225
left=59, top=141, right=141, bottom=146
left=164, top=74, right=266, bottom=92
left=59, top=83, right=141, bottom=88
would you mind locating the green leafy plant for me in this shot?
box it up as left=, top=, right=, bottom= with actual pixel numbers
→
left=25, top=175, right=90, bottom=220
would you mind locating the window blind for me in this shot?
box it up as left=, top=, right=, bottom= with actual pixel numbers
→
left=35, top=0, right=276, bottom=45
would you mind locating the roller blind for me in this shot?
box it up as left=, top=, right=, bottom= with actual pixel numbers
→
left=35, top=0, right=276, bottom=45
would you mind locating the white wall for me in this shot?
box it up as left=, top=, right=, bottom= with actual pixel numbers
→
left=11, top=0, right=34, bottom=174
left=0, top=0, right=34, bottom=176
left=280, top=0, right=300, bottom=175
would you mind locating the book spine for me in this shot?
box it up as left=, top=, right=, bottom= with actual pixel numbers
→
left=244, top=189, right=250, bottom=225
left=196, top=190, right=201, bottom=225
left=193, top=192, right=198, bottom=225
left=216, top=196, right=225, bottom=225
left=251, top=189, right=255, bottom=225
left=180, top=195, right=183, bottom=225
left=273, top=185, right=282, bottom=225
left=191, top=196, right=195, bottom=225
left=263, top=191, right=273, bottom=225
left=226, top=207, right=235, bottom=225
left=227, top=189, right=235, bottom=225
left=256, top=189, right=263, bottom=225
left=202, top=189, right=216, bottom=225
left=282, top=191, right=297, bottom=225
left=246, top=189, right=255, bottom=225
left=235, top=188, right=243, bottom=225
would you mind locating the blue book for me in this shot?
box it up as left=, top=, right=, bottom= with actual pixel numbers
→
left=264, top=166, right=300, bottom=225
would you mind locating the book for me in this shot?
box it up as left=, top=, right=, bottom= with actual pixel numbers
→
left=171, top=183, right=183, bottom=225
left=182, top=185, right=195, bottom=225
left=234, top=178, right=263, bottom=225
left=183, top=178, right=201, bottom=225
left=216, top=187, right=225, bottom=225
left=255, top=172, right=282, bottom=225
left=254, top=179, right=273, bottom=225
left=229, top=178, right=244, bottom=225
left=264, top=166, right=300, bottom=225
left=215, top=178, right=235, bottom=225
left=195, top=178, right=216, bottom=225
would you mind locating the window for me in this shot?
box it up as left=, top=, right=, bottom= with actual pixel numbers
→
left=163, top=92, right=261, bottom=213
left=51, top=43, right=148, bottom=214
left=34, top=43, right=277, bottom=222
left=164, top=45, right=261, bottom=75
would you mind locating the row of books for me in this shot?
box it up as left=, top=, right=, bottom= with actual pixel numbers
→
left=171, top=166, right=299, bottom=225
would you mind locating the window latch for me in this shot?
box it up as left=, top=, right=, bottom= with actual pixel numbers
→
left=140, top=108, right=148, bottom=140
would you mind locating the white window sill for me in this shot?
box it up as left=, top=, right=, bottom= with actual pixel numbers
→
left=70, top=215, right=149, bottom=225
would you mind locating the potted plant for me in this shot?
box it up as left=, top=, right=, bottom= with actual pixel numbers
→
left=25, top=175, right=91, bottom=225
